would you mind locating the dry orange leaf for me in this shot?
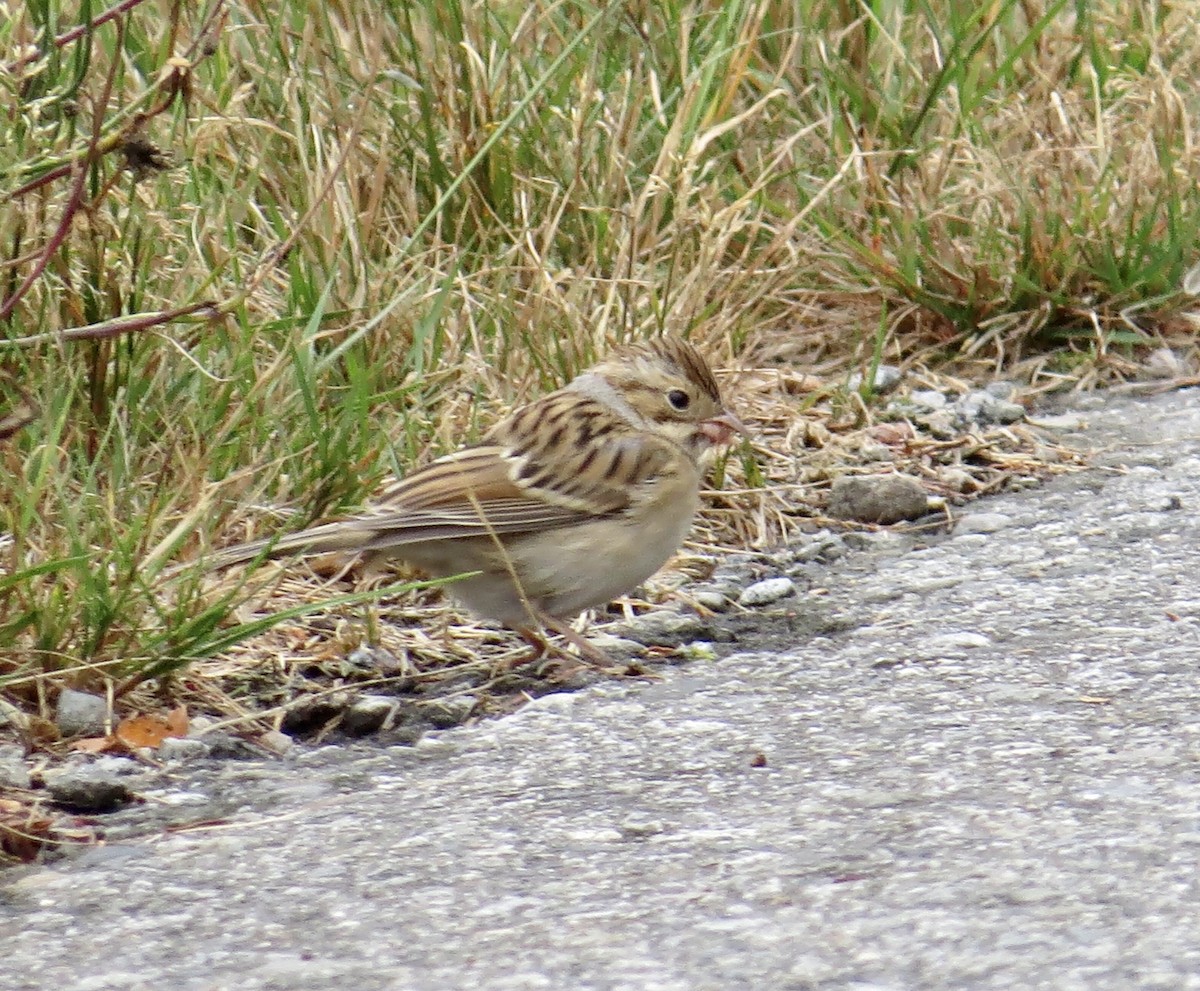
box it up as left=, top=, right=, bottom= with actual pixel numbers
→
left=165, top=705, right=189, bottom=737
left=115, top=706, right=189, bottom=749
left=71, top=706, right=189, bottom=753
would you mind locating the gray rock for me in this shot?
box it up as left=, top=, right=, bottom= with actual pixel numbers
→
left=705, top=576, right=752, bottom=600
left=90, top=756, right=143, bottom=777
left=0, top=743, right=30, bottom=789
left=957, top=389, right=1025, bottom=424
left=908, top=389, right=948, bottom=410
left=422, top=695, right=477, bottom=730
left=45, top=766, right=134, bottom=812
left=985, top=380, right=1019, bottom=399
left=938, top=467, right=978, bottom=493
left=345, top=645, right=410, bottom=678
left=920, top=410, right=960, bottom=439
left=344, top=647, right=382, bottom=670
left=204, top=732, right=271, bottom=760
left=791, top=533, right=848, bottom=563
left=620, top=611, right=715, bottom=647
left=586, top=633, right=647, bottom=658
left=954, top=511, right=1014, bottom=534
left=739, top=577, right=797, bottom=607
left=185, top=715, right=218, bottom=736
left=828, top=474, right=930, bottom=524
left=841, top=530, right=910, bottom=553
left=618, top=816, right=667, bottom=838
left=848, top=365, right=903, bottom=394
left=817, top=535, right=847, bottom=561
left=158, top=737, right=212, bottom=762
left=1144, top=347, right=1188, bottom=379
left=281, top=692, right=356, bottom=735
left=55, top=688, right=109, bottom=738
left=690, top=589, right=731, bottom=612
left=856, top=439, right=895, bottom=462
left=257, top=730, right=295, bottom=756
left=341, top=695, right=400, bottom=736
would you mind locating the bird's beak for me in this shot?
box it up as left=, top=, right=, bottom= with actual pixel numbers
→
left=699, top=409, right=752, bottom=447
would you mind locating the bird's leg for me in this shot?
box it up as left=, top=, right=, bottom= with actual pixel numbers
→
left=511, top=628, right=549, bottom=669
left=509, top=616, right=633, bottom=678
left=533, top=611, right=626, bottom=672
left=510, top=625, right=589, bottom=677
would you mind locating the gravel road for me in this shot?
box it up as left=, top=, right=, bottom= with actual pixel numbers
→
left=4, top=388, right=1200, bottom=991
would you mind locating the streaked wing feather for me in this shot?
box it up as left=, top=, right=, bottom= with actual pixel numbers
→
left=484, top=393, right=675, bottom=515
left=360, top=394, right=675, bottom=543
left=352, top=499, right=585, bottom=544
left=374, top=447, right=517, bottom=510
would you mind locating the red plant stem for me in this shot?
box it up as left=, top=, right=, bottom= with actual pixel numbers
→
left=0, top=161, right=88, bottom=322
left=4, top=162, right=75, bottom=202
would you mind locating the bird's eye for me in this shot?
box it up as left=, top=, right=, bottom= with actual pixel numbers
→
left=667, top=389, right=691, bottom=411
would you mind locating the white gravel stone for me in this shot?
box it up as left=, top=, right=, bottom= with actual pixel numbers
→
left=909, top=389, right=948, bottom=410
left=739, top=577, right=797, bottom=607
left=691, top=589, right=731, bottom=612
left=848, top=365, right=903, bottom=393
left=924, top=631, right=993, bottom=651
left=954, top=511, right=1015, bottom=534
left=957, top=390, right=1026, bottom=424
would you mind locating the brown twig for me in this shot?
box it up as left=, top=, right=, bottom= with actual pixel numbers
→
left=0, top=301, right=220, bottom=347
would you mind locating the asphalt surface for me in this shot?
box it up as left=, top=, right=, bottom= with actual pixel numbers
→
left=4, top=387, right=1200, bottom=991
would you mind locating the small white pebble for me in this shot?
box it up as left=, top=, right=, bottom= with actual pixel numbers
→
left=692, top=590, right=730, bottom=612
left=954, top=512, right=1014, bottom=534
left=739, top=577, right=797, bottom=607
left=925, top=631, right=992, bottom=651
left=909, top=389, right=948, bottom=410
left=565, top=828, right=623, bottom=844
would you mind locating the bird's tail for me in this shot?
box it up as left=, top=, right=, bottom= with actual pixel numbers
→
left=198, top=519, right=377, bottom=572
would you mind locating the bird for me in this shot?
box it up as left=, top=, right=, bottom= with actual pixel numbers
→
left=207, top=335, right=749, bottom=667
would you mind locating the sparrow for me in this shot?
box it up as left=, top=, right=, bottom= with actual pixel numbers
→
left=208, top=335, right=748, bottom=666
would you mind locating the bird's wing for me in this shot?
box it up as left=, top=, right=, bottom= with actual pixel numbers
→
left=366, top=394, right=679, bottom=539
left=207, top=395, right=679, bottom=566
